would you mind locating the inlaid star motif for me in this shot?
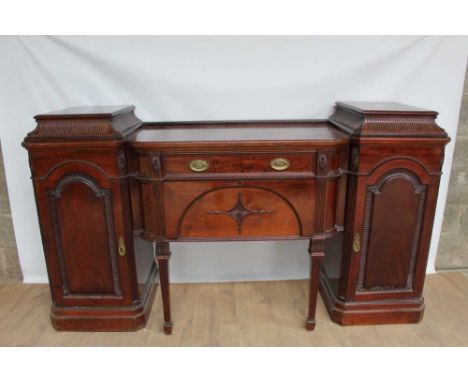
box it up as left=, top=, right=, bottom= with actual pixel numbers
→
left=208, top=193, right=273, bottom=233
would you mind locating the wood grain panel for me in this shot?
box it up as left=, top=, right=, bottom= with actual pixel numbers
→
left=49, top=174, right=120, bottom=296
left=163, top=180, right=317, bottom=239
left=358, top=171, right=426, bottom=292
left=178, top=187, right=300, bottom=239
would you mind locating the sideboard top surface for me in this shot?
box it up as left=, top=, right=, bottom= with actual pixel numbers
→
left=27, top=102, right=446, bottom=149
left=129, top=121, right=348, bottom=150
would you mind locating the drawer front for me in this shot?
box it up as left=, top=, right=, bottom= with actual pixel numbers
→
left=163, top=180, right=317, bottom=240
left=163, top=152, right=315, bottom=177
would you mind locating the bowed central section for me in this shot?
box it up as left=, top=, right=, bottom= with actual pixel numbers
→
left=163, top=182, right=309, bottom=240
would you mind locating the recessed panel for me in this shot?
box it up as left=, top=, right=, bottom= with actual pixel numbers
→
left=360, top=172, right=425, bottom=292
left=53, top=178, right=116, bottom=295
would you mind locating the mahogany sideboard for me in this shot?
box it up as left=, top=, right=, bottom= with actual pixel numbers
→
left=22, top=102, right=449, bottom=333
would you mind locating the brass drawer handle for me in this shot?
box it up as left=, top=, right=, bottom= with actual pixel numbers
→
left=118, top=236, right=126, bottom=257
left=189, top=159, right=209, bottom=172
left=270, top=158, right=290, bottom=171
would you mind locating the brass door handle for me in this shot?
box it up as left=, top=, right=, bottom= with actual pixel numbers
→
left=189, top=159, right=209, bottom=172
left=353, top=233, right=360, bottom=253
left=118, top=236, right=126, bottom=257
left=270, top=158, right=290, bottom=171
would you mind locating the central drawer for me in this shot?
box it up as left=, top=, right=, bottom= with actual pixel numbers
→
left=163, top=152, right=315, bottom=177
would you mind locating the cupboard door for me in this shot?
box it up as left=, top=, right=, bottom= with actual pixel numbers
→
left=350, top=159, right=432, bottom=301
left=356, top=171, right=425, bottom=295
left=43, top=163, right=133, bottom=306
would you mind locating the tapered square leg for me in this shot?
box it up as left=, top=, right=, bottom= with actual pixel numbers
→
left=306, top=239, right=325, bottom=331
left=156, top=241, right=173, bottom=334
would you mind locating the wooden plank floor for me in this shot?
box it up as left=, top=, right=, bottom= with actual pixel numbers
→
left=1, top=272, right=467, bottom=346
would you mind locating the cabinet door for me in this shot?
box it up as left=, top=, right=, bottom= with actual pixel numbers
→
left=38, top=162, right=135, bottom=306
left=349, top=158, right=436, bottom=301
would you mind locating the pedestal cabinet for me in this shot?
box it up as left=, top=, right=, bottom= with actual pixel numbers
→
left=320, top=102, right=450, bottom=324
left=23, top=107, right=158, bottom=331
left=23, top=101, right=449, bottom=332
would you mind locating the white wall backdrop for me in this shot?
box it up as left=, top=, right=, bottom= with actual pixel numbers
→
left=0, top=36, right=466, bottom=283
